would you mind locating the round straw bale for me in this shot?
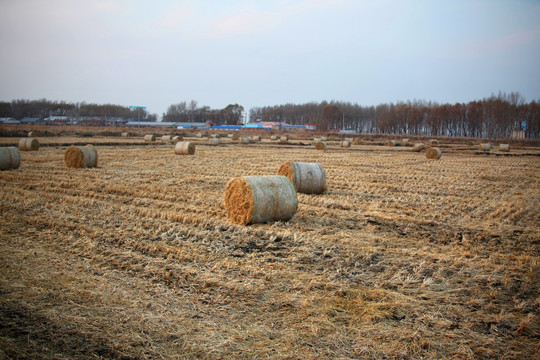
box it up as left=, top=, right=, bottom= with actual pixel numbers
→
left=224, top=175, right=297, bottom=225
left=340, top=140, right=351, bottom=148
left=386, top=140, right=396, bottom=147
left=172, top=135, right=182, bottom=143
left=238, top=137, right=250, bottom=144
left=209, top=137, right=220, bottom=145
left=162, top=135, right=172, bottom=142
left=320, top=136, right=327, bottom=141
left=314, top=137, right=321, bottom=142
left=270, top=135, right=278, bottom=140
left=0, top=147, right=21, bottom=170
left=280, top=135, right=289, bottom=142
left=18, top=138, right=39, bottom=151
left=352, top=138, right=362, bottom=145
left=278, top=161, right=326, bottom=194
left=121, top=132, right=129, bottom=137
left=144, top=134, right=156, bottom=142
left=64, top=145, right=98, bottom=168
left=425, top=147, right=442, bottom=160
left=499, top=144, right=510, bottom=152
left=401, top=138, right=409, bottom=145
left=479, top=143, right=491, bottom=152
left=175, top=141, right=195, bottom=155
left=430, top=139, right=439, bottom=145
left=252, top=135, right=261, bottom=142
left=344, top=137, right=354, bottom=143
left=412, top=143, right=425, bottom=152
left=196, top=133, right=204, bottom=138
left=315, top=141, right=326, bottom=150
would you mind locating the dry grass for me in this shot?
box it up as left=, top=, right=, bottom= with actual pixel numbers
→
left=0, top=140, right=539, bottom=359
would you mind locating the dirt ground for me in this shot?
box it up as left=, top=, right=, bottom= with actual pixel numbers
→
left=1, top=137, right=539, bottom=359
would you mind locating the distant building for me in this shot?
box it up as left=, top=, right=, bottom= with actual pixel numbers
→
left=0, top=117, right=19, bottom=124
left=305, top=123, right=326, bottom=131
left=20, top=117, right=46, bottom=124
left=80, top=119, right=105, bottom=126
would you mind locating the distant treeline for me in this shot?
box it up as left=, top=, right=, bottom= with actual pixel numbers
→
left=250, top=92, right=539, bottom=138
left=0, top=99, right=157, bottom=121
left=2, top=93, right=538, bottom=138
left=162, top=101, right=244, bottom=125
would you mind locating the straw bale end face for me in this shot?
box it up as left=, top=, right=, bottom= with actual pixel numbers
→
left=315, top=141, right=326, bottom=151
left=425, top=147, right=442, bottom=160
left=65, top=145, right=98, bottom=168
left=224, top=177, right=255, bottom=225
left=224, top=175, right=297, bottom=225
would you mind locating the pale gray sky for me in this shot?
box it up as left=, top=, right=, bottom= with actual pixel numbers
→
left=1, top=0, right=539, bottom=118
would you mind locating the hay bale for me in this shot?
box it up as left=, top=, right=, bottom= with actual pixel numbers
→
left=121, top=132, right=129, bottom=137
left=320, top=136, right=327, bottom=141
left=352, top=138, right=362, bottom=145
left=479, top=143, right=491, bottom=152
left=64, top=145, right=98, bottom=168
left=280, top=135, right=289, bottom=142
left=499, top=144, right=510, bottom=152
left=315, top=141, right=327, bottom=151
left=401, top=138, right=409, bottom=145
left=425, top=147, right=442, bottom=160
left=430, top=139, right=439, bottom=145
left=209, top=138, right=220, bottom=145
left=144, top=134, right=156, bottom=142
left=344, top=137, right=354, bottom=143
left=313, top=137, right=321, bottom=142
left=196, top=133, right=204, bottom=138
left=270, top=135, right=278, bottom=140
left=162, top=135, right=172, bottom=142
left=386, top=140, right=396, bottom=147
left=18, top=138, right=39, bottom=151
left=238, top=137, right=250, bottom=144
left=252, top=135, right=261, bottom=142
left=175, top=141, right=195, bottom=155
left=0, top=147, right=21, bottom=170
left=224, top=175, right=297, bottom=225
left=172, top=135, right=182, bottom=143
left=28, top=131, right=39, bottom=137
left=278, top=161, right=326, bottom=194
left=340, top=140, right=351, bottom=148
left=412, top=143, right=425, bottom=152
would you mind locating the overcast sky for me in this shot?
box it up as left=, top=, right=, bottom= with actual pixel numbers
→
left=1, top=0, right=539, bottom=119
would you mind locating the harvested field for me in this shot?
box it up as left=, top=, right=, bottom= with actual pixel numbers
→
left=1, top=140, right=539, bottom=359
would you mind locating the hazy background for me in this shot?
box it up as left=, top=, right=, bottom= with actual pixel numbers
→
left=1, top=0, right=539, bottom=119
